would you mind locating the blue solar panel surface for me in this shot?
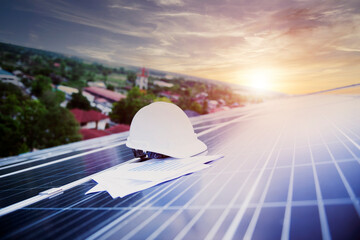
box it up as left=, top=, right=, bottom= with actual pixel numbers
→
left=1, top=93, right=360, bottom=239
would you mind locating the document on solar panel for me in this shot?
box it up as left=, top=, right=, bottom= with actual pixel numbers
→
left=86, top=155, right=223, bottom=198
left=1, top=92, right=360, bottom=240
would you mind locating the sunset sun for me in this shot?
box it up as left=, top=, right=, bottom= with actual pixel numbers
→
left=244, top=68, right=274, bottom=91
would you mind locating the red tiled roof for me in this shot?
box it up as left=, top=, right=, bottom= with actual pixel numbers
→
left=84, top=87, right=126, bottom=102
left=95, top=98, right=108, bottom=103
left=70, top=109, right=109, bottom=124
left=79, top=128, right=109, bottom=140
left=105, top=124, right=130, bottom=134
left=79, top=124, right=129, bottom=140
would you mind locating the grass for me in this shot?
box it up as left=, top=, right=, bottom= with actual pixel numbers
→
left=94, top=73, right=128, bottom=88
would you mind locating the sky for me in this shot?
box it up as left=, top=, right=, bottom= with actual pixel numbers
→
left=1, top=0, right=360, bottom=94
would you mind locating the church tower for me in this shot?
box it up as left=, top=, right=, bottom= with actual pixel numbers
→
left=135, top=67, right=148, bottom=90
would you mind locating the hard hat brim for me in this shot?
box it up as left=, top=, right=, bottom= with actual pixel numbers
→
left=126, top=137, right=207, bottom=159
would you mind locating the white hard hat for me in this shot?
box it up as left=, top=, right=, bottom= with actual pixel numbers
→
left=126, top=102, right=207, bottom=158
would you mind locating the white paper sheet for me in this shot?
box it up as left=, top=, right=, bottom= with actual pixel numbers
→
left=86, top=155, right=223, bottom=198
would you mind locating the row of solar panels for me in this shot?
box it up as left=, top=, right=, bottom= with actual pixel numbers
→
left=1, top=93, right=360, bottom=239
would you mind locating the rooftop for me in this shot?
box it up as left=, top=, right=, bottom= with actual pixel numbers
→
left=79, top=128, right=109, bottom=140
left=84, top=86, right=126, bottom=102
left=57, top=85, right=79, bottom=95
left=70, top=108, right=109, bottom=124
left=0, top=69, right=14, bottom=76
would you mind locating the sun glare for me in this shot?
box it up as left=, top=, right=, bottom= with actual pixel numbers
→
left=245, top=69, right=274, bottom=91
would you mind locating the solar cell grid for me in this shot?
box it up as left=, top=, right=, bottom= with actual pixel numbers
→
left=1, top=94, right=360, bottom=239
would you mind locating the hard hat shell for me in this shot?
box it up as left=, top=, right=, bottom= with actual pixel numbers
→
left=126, top=102, right=207, bottom=158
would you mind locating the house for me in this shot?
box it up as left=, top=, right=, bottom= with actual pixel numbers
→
left=82, top=91, right=95, bottom=103
left=193, top=92, right=208, bottom=104
left=84, top=86, right=126, bottom=103
left=105, top=124, right=130, bottom=134
left=57, top=85, right=79, bottom=100
left=79, top=124, right=130, bottom=140
left=135, top=67, right=148, bottom=90
left=70, top=108, right=110, bottom=130
left=79, top=128, right=110, bottom=140
left=159, top=91, right=181, bottom=102
left=207, top=100, right=218, bottom=112
left=0, top=68, right=24, bottom=88
left=13, top=70, right=23, bottom=77
left=57, top=85, right=80, bottom=107
left=153, top=80, right=174, bottom=88
left=88, top=81, right=106, bottom=88
left=93, top=98, right=112, bottom=115
left=83, top=87, right=125, bottom=114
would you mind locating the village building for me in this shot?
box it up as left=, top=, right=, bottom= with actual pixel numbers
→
left=153, top=80, right=174, bottom=88
left=88, top=81, right=106, bottom=88
left=70, top=108, right=110, bottom=130
left=0, top=68, right=24, bottom=88
left=57, top=85, right=79, bottom=100
left=135, top=67, right=148, bottom=90
left=83, top=87, right=125, bottom=115
left=159, top=91, right=181, bottom=102
left=79, top=123, right=130, bottom=140
left=84, top=86, right=125, bottom=103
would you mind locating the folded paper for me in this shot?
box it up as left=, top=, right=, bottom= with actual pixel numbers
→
left=86, top=155, right=223, bottom=198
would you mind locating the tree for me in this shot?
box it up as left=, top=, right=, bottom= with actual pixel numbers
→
left=42, top=107, right=81, bottom=148
left=110, top=87, right=155, bottom=124
left=66, top=91, right=91, bottom=110
left=127, top=71, right=137, bottom=86
left=19, top=99, right=49, bottom=150
left=86, top=71, right=95, bottom=82
left=0, top=82, right=81, bottom=157
left=102, top=68, right=112, bottom=85
left=189, top=101, right=203, bottom=114
left=31, top=75, right=52, bottom=97
left=0, top=86, right=30, bottom=156
left=154, top=96, right=172, bottom=103
left=39, top=90, right=65, bottom=108
left=0, top=113, right=29, bottom=156
left=50, top=74, right=62, bottom=85
left=107, top=84, right=115, bottom=91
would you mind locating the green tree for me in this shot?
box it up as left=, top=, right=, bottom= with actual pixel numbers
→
left=110, top=87, right=155, bottom=124
left=19, top=99, right=48, bottom=150
left=0, top=113, right=29, bottom=156
left=51, top=74, right=62, bottom=85
left=31, top=75, right=52, bottom=97
left=66, top=91, right=91, bottom=110
left=39, top=90, right=65, bottom=108
left=154, top=96, right=172, bottom=103
left=0, top=82, right=81, bottom=157
left=0, top=86, right=30, bottom=156
left=107, top=84, right=115, bottom=91
left=102, top=69, right=112, bottom=85
left=86, top=71, right=95, bottom=82
left=189, top=101, right=203, bottom=114
left=42, top=107, right=81, bottom=148
left=127, top=71, right=137, bottom=86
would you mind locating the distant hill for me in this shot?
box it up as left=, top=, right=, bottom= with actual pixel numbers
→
left=0, top=41, right=285, bottom=98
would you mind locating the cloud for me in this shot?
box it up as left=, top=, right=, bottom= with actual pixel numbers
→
left=108, top=4, right=140, bottom=11
left=150, top=0, right=184, bottom=7
left=67, top=45, right=115, bottom=62
left=8, top=0, right=360, bottom=93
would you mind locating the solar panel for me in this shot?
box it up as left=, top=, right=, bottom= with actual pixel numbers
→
left=1, top=92, right=360, bottom=239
